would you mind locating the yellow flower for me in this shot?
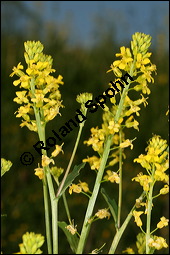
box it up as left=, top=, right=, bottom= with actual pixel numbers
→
left=69, top=184, right=82, bottom=194
left=44, top=104, right=63, bottom=122
left=134, top=155, right=151, bottom=170
left=125, top=116, right=139, bottom=131
left=132, top=173, right=152, bottom=191
left=160, top=185, right=169, bottom=195
left=1, top=158, right=12, bottom=177
left=133, top=210, right=143, bottom=227
left=13, top=91, right=29, bottom=104
left=10, top=62, right=24, bottom=77
left=135, top=199, right=146, bottom=209
left=78, top=181, right=89, bottom=192
left=42, top=155, right=54, bottom=167
left=107, top=64, right=123, bottom=77
left=20, top=120, right=37, bottom=131
left=31, top=90, right=47, bottom=107
left=104, top=170, right=120, bottom=184
left=157, top=217, right=169, bottom=229
left=136, top=53, right=151, bottom=69
left=108, top=153, right=119, bottom=166
left=51, top=143, right=64, bottom=158
left=50, top=166, right=64, bottom=180
left=34, top=167, right=44, bottom=180
left=154, top=169, right=169, bottom=183
left=65, top=221, right=77, bottom=235
left=108, top=121, right=120, bottom=134
left=15, top=105, right=31, bottom=120
left=113, top=46, right=133, bottom=70
left=95, top=208, right=111, bottom=219
left=84, top=127, right=105, bottom=152
left=122, top=247, right=135, bottom=254
left=83, top=156, right=101, bottom=170
left=148, top=236, right=168, bottom=250
left=120, top=139, right=134, bottom=150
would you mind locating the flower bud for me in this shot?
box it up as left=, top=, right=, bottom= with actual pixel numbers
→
left=76, top=92, right=93, bottom=104
left=131, top=32, right=152, bottom=57
left=24, top=52, right=30, bottom=64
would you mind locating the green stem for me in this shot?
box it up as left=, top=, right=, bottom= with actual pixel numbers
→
left=108, top=62, right=137, bottom=253
left=31, top=77, right=58, bottom=254
left=56, top=120, right=84, bottom=198
left=76, top=135, right=113, bottom=254
left=43, top=177, right=52, bottom=254
left=145, top=167, right=155, bottom=254
left=114, top=63, right=135, bottom=124
left=108, top=192, right=145, bottom=254
left=46, top=169, right=58, bottom=254
left=62, top=192, right=72, bottom=224
left=76, top=65, right=136, bottom=254
left=56, top=178, right=72, bottom=224
left=117, top=130, right=123, bottom=229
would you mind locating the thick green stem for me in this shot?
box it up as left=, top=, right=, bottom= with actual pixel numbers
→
left=76, top=135, right=113, bottom=254
left=31, top=77, right=58, bottom=254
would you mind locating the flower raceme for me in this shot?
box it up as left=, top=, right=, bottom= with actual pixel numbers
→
left=131, top=135, right=169, bottom=253
left=83, top=32, right=156, bottom=173
left=10, top=41, right=64, bottom=132
left=133, top=135, right=169, bottom=184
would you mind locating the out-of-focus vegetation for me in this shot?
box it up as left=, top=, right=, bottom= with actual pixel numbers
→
left=1, top=2, right=169, bottom=254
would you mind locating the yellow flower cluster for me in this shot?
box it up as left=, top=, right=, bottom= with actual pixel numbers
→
left=84, top=127, right=105, bottom=153
left=84, top=33, right=156, bottom=176
left=133, top=135, right=169, bottom=184
left=132, top=135, right=169, bottom=252
left=16, top=232, right=44, bottom=254
left=76, top=92, right=93, bottom=116
left=10, top=41, right=64, bottom=132
left=148, top=236, right=168, bottom=250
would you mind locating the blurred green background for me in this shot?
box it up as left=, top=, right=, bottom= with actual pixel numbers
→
left=1, top=1, right=169, bottom=254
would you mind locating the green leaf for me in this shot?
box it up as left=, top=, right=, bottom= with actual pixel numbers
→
left=101, top=187, right=118, bottom=227
left=59, top=162, right=86, bottom=198
left=58, top=221, right=79, bottom=253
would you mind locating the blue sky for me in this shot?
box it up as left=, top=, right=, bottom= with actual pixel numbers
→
left=23, top=1, right=169, bottom=48
left=2, top=1, right=169, bottom=48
